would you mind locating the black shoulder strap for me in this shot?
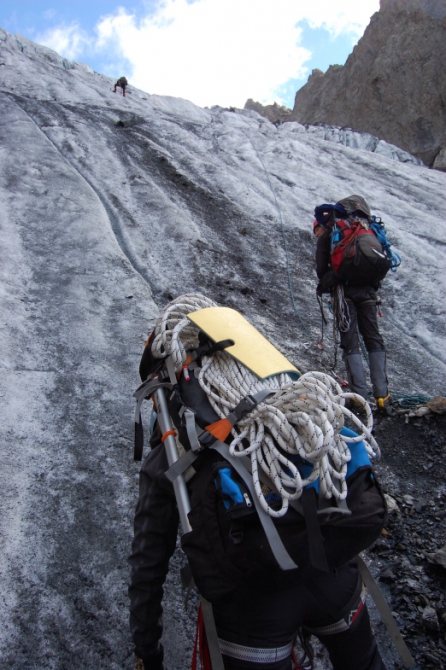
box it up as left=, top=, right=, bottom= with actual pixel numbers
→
left=133, top=379, right=173, bottom=461
left=301, top=489, right=330, bottom=573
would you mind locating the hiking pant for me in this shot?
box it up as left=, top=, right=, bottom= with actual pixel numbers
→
left=212, top=561, right=386, bottom=670
left=339, top=286, right=388, bottom=399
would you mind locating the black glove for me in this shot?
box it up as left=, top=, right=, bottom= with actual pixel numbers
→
left=138, top=645, right=164, bottom=670
left=317, top=269, right=338, bottom=294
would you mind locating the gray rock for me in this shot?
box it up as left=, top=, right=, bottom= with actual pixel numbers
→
left=244, top=99, right=292, bottom=124
left=432, top=147, right=446, bottom=171
left=426, top=544, right=446, bottom=568
left=384, top=493, right=399, bottom=514
left=421, top=606, right=440, bottom=631
left=289, top=0, right=446, bottom=168
left=427, top=396, right=446, bottom=414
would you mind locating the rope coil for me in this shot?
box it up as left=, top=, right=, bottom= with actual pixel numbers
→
left=151, top=294, right=380, bottom=518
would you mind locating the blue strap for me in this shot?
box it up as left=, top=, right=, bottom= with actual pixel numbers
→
left=216, top=468, right=244, bottom=509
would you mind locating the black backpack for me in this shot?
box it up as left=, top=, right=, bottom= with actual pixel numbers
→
left=314, top=197, right=400, bottom=287
left=135, top=335, right=387, bottom=603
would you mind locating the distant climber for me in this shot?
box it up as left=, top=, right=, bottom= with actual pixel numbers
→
left=114, top=76, right=128, bottom=97
left=314, top=195, right=392, bottom=413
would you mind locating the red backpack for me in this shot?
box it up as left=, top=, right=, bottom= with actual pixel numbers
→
left=330, top=217, right=390, bottom=285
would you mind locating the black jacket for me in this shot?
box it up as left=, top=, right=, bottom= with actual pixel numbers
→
left=128, top=442, right=179, bottom=660
left=316, top=229, right=338, bottom=294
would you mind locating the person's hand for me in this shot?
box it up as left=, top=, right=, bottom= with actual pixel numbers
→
left=135, top=644, right=164, bottom=670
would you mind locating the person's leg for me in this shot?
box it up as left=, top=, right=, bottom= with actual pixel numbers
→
left=212, top=576, right=304, bottom=670
left=355, top=295, right=388, bottom=400
left=340, top=300, right=368, bottom=398
left=302, top=562, right=387, bottom=670
left=368, top=350, right=389, bottom=400
left=314, top=605, right=386, bottom=670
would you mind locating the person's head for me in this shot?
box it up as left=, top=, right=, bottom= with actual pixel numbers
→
left=313, top=220, right=326, bottom=238
left=336, top=195, right=371, bottom=221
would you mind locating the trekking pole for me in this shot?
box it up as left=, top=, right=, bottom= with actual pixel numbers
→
left=154, top=386, right=192, bottom=532
left=153, top=386, right=225, bottom=670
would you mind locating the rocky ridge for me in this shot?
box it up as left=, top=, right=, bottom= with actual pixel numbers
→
left=288, top=0, right=446, bottom=170
left=244, top=98, right=293, bottom=124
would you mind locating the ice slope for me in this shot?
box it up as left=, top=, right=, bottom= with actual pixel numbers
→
left=303, top=123, right=425, bottom=165
left=0, top=28, right=445, bottom=670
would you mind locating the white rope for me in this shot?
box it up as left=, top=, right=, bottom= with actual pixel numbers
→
left=151, top=293, right=216, bottom=371
left=333, top=284, right=351, bottom=333
left=151, top=294, right=380, bottom=518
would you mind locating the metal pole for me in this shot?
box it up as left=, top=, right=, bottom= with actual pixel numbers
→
left=154, top=387, right=192, bottom=534
left=153, top=385, right=225, bottom=670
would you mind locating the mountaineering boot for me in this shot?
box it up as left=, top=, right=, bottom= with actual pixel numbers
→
left=368, top=349, right=391, bottom=412
left=368, top=350, right=393, bottom=414
left=344, top=397, right=367, bottom=417
left=344, top=353, right=369, bottom=400
left=376, top=393, right=393, bottom=415
left=134, top=645, right=164, bottom=670
left=368, top=349, right=388, bottom=398
left=134, top=656, right=164, bottom=670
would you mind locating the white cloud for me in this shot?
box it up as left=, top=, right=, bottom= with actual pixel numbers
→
left=93, top=0, right=308, bottom=107
left=93, top=0, right=379, bottom=107
left=36, top=23, right=92, bottom=61
left=303, top=0, right=380, bottom=39
left=36, top=0, right=380, bottom=107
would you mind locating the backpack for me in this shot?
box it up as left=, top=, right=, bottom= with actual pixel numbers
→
left=314, top=202, right=401, bottom=286
left=134, top=295, right=387, bottom=602
left=330, top=217, right=390, bottom=285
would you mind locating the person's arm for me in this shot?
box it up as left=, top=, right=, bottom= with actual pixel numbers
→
left=315, top=230, right=337, bottom=294
left=129, top=443, right=179, bottom=669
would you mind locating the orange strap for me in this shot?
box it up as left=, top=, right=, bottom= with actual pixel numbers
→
left=161, top=429, right=177, bottom=443
left=205, top=418, right=233, bottom=442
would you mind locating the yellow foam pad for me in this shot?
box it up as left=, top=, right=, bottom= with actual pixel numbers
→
left=187, top=306, right=300, bottom=379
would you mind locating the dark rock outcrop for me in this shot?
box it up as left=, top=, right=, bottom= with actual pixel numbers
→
left=244, top=98, right=292, bottom=124
left=289, top=0, right=446, bottom=169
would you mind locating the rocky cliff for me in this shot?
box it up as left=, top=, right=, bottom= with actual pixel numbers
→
left=244, top=98, right=292, bottom=124
left=289, top=0, right=446, bottom=169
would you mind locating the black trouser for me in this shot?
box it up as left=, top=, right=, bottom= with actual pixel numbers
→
left=212, top=561, right=386, bottom=670
left=339, top=286, right=384, bottom=355
left=339, top=286, right=388, bottom=398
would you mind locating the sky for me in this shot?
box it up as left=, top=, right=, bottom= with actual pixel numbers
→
left=1, top=0, right=380, bottom=110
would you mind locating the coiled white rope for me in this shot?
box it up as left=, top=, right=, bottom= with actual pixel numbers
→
left=151, top=294, right=380, bottom=518
left=151, top=293, right=216, bottom=370
left=333, top=284, right=351, bottom=333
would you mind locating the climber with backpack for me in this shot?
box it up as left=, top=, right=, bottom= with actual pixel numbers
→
left=128, top=293, right=390, bottom=670
left=313, top=195, right=401, bottom=414
left=114, top=76, right=128, bottom=97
